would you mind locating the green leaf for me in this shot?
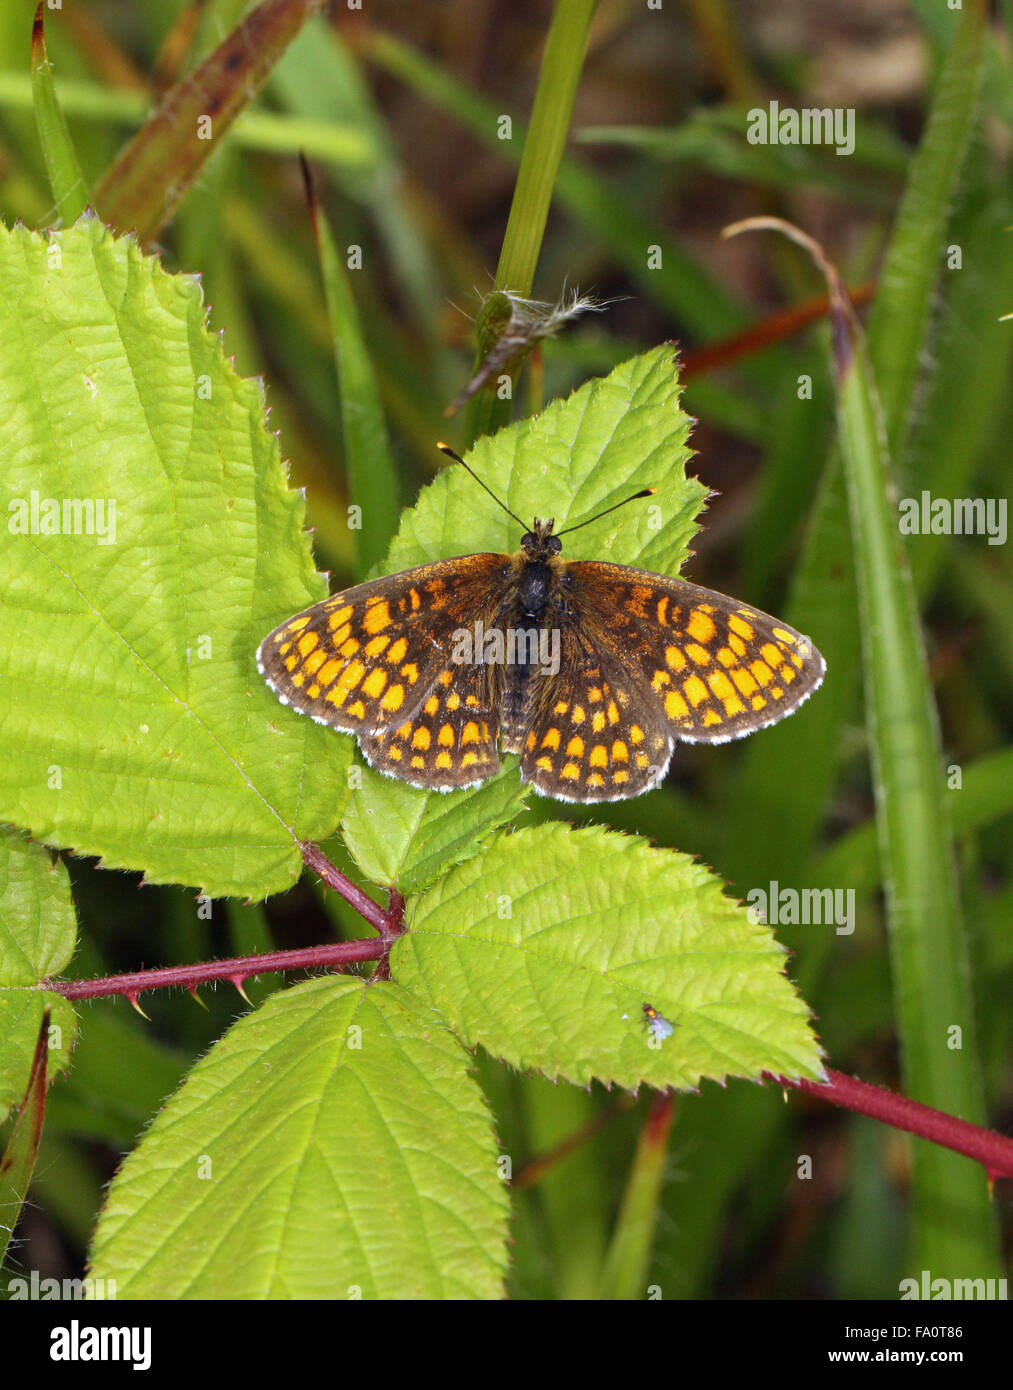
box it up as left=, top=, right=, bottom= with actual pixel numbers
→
left=0, top=219, right=350, bottom=900
left=341, top=753, right=529, bottom=894
left=308, top=171, right=401, bottom=574
left=0, top=830, right=77, bottom=1117
left=394, top=823, right=823, bottom=1090
left=30, top=5, right=93, bottom=227
left=337, top=343, right=699, bottom=889
left=388, top=343, right=700, bottom=573
left=88, top=976, right=509, bottom=1299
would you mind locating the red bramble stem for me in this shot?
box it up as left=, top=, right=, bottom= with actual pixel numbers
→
left=770, top=1069, right=1013, bottom=1183
left=43, top=939, right=387, bottom=1003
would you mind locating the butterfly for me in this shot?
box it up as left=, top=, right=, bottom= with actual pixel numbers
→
left=257, top=445, right=825, bottom=803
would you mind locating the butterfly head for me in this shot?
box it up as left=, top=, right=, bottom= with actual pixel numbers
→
left=520, top=519, right=563, bottom=560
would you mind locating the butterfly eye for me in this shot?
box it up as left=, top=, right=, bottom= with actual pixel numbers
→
left=547, top=535, right=562, bottom=554
left=521, top=531, right=537, bottom=548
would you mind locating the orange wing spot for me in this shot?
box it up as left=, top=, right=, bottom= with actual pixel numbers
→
left=589, top=745, right=608, bottom=769
left=381, top=684, right=405, bottom=712
left=683, top=674, right=709, bottom=707
left=686, top=643, right=711, bottom=666
left=412, top=727, right=431, bottom=751
left=751, top=695, right=767, bottom=711
left=750, top=660, right=775, bottom=686
left=408, top=589, right=421, bottom=610
left=703, top=710, right=723, bottom=727
left=716, top=646, right=736, bottom=668
left=588, top=687, right=603, bottom=703
left=284, top=654, right=299, bottom=672
left=340, top=638, right=360, bottom=658
left=424, top=695, right=439, bottom=716
left=285, top=615, right=312, bottom=633
left=656, top=596, right=670, bottom=625
left=572, top=705, right=586, bottom=724
left=365, top=635, right=390, bottom=658
left=410, top=755, right=426, bottom=770
left=525, top=730, right=536, bottom=752
left=698, top=603, right=715, bottom=614
left=438, top=724, right=455, bottom=747
left=771, top=686, right=784, bottom=699
left=761, top=642, right=783, bottom=669
left=731, top=667, right=759, bottom=697
left=361, top=668, right=387, bottom=700
left=461, top=752, right=480, bottom=769
left=729, top=634, right=747, bottom=658
left=791, top=651, right=805, bottom=669
left=728, top=614, right=755, bottom=641
left=592, top=711, right=606, bottom=733
left=779, top=665, right=797, bottom=685
left=566, top=736, right=585, bottom=758
left=330, top=624, right=351, bottom=648
left=536, top=756, right=553, bottom=772
left=635, top=751, right=650, bottom=769
left=612, top=740, right=629, bottom=763
left=463, top=721, right=482, bottom=746
left=297, top=631, right=319, bottom=658
left=363, top=600, right=391, bottom=635
left=612, top=769, right=630, bottom=785
left=426, top=579, right=446, bottom=596
left=561, top=762, right=581, bottom=780
left=278, top=640, right=293, bottom=656
left=437, top=669, right=453, bottom=686
left=327, top=606, right=353, bottom=629
left=333, top=659, right=366, bottom=697
left=435, top=750, right=453, bottom=770
left=651, top=670, right=671, bottom=693
left=666, top=645, right=687, bottom=672
left=541, top=727, right=561, bottom=751
left=448, top=692, right=463, bottom=711
left=401, top=663, right=419, bottom=684
left=291, top=671, right=305, bottom=688
left=587, top=772, right=605, bottom=789
left=630, top=725, right=644, bottom=744
left=687, top=610, right=716, bottom=644
left=307, top=684, right=320, bottom=699
left=607, top=701, right=620, bottom=725
left=665, top=689, right=689, bottom=720
left=325, top=682, right=349, bottom=707
left=347, top=700, right=366, bottom=720
left=707, top=671, right=735, bottom=701
left=723, top=693, right=746, bottom=716
left=395, top=721, right=412, bottom=739
left=773, top=627, right=797, bottom=645
left=481, top=722, right=490, bottom=740
left=387, top=637, right=409, bottom=664
left=388, top=745, right=403, bottom=762
left=554, top=700, right=569, bottom=716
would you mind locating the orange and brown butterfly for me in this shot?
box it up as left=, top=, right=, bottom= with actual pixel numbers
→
left=257, top=446, right=825, bottom=803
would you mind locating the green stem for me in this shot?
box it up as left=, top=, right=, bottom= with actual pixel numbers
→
left=462, top=0, right=597, bottom=445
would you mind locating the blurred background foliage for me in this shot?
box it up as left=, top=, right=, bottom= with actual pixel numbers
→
left=1, top=0, right=1010, bottom=1299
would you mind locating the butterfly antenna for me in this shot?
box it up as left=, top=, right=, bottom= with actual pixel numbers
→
left=556, top=487, right=656, bottom=536
left=436, top=442, right=528, bottom=530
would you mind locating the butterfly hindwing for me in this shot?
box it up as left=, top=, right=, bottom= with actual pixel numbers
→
left=519, top=620, right=674, bottom=801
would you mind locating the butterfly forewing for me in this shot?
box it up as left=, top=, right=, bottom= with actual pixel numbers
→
left=564, top=561, right=826, bottom=745
left=257, top=553, right=511, bottom=743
